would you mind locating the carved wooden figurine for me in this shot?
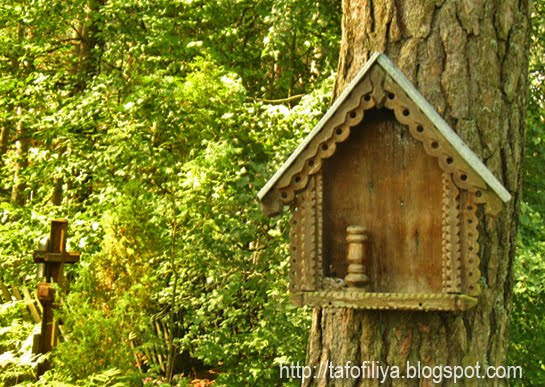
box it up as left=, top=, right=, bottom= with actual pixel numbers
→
left=344, top=226, right=369, bottom=289
left=258, top=52, right=511, bottom=311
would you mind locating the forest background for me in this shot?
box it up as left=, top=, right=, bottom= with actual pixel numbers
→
left=0, top=0, right=543, bottom=385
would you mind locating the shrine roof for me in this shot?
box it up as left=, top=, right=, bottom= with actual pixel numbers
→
left=258, top=52, right=511, bottom=208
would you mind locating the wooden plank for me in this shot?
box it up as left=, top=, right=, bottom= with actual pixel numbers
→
left=32, top=334, right=41, bottom=355
left=52, top=320, right=58, bottom=347
left=290, top=176, right=320, bottom=292
left=149, top=346, right=166, bottom=374
left=155, top=321, right=166, bottom=341
left=11, top=285, right=31, bottom=320
left=377, top=54, right=511, bottom=203
left=52, top=321, right=66, bottom=346
left=34, top=251, right=80, bottom=263
left=0, top=283, right=11, bottom=302
left=323, top=112, right=444, bottom=294
left=57, top=324, right=66, bottom=343
left=129, top=338, right=144, bottom=373
left=49, top=219, right=67, bottom=252
left=33, top=288, right=43, bottom=314
left=21, top=286, right=41, bottom=323
left=11, top=285, right=23, bottom=301
left=298, top=291, right=478, bottom=311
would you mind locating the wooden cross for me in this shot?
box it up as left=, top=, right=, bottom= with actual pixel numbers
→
left=33, top=219, right=80, bottom=377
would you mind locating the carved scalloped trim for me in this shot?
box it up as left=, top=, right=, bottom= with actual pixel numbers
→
left=441, top=173, right=462, bottom=293
left=461, top=192, right=481, bottom=296
left=275, top=79, right=375, bottom=204
left=382, top=79, right=500, bottom=215
left=293, top=291, right=478, bottom=311
left=268, top=67, right=499, bottom=215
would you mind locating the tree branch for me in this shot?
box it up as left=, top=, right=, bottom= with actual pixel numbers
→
left=249, top=93, right=305, bottom=104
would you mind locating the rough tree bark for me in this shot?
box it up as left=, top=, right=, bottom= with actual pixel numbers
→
left=305, top=1, right=530, bottom=386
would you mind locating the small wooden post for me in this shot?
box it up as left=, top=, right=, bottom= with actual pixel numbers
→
left=33, top=219, right=80, bottom=377
left=344, top=225, right=369, bottom=288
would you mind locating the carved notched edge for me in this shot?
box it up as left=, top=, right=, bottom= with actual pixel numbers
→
left=292, top=291, right=478, bottom=312
left=441, top=173, right=462, bottom=293
left=288, top=174, right=325, bottom=293
left=262, top=79, right=375, bottom=213
left=460, top=192, right=481, bottom=296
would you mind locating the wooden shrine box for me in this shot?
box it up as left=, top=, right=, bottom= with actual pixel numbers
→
left=258, top=52, right=511, bottom=312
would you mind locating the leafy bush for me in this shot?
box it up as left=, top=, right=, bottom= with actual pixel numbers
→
left=507, top=3, right=545, bottom=384
left=12, top=62, right=331, bottom=385
left=0, top=300, right=38, bottom=385
left=509, top=203, right=545, bottom=384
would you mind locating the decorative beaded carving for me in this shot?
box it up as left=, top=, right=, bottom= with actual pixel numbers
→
left=315, top=172, right=324, bottom=290
left=292, top=291, right=477, bottom=312
left=441, top=173, right=462, bottom=293
left=289, top=205, right=302, bottom=292
left=460, top=192, right=481, bottom=296
left=289, top=175, right=324, bottom=292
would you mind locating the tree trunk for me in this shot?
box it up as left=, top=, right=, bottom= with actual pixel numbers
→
left=72, top=0, right=106, bottom=91
left=305, top=1, right=530, bottom=386
left=10, top=108, right=29, bottom=205
left=0, top=125, right=9, bottom=158
left=50, top=0, right=106, bottom=205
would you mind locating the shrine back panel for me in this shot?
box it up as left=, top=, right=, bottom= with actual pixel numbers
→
left=323, top=109, right=444, bottom=294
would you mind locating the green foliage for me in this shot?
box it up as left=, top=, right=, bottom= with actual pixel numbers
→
left=197, top=0, right=341, bottom=99
left=51, top=291, right=143, bottom=381
left=524, top=0, right=545, bottom=216
left=0, top=0, right=337, bottom=382
left=510, top=203, right=545, bottom=384
left=0, top=300, right=38, bottom=385
left=507, top=1, right=545, bottom=385
left=0, top=204, right=43, bottom=283
left=37, top=367, right=138, bottom=387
